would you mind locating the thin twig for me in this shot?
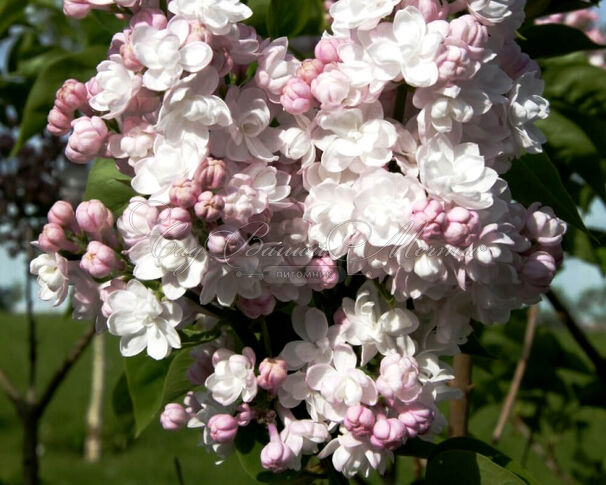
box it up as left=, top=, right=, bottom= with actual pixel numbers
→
left=546, top=290, right=606, bottom=388
left=36, top=323, right=96, bottom=416
left=449, top=353, right=473, bottom=437
left=493, top=305, right=538, bottom=443
left=513, top=416, right=574, bottom=485
left=0, top=367, right=22, bottom=406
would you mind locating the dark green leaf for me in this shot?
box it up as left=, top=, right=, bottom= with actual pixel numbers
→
left=427, top=438, right=538, bottom=485
left=266, top=0, right=311, bottom=38
left=112, top=372, right=135, bottom=439
left=83, top=158, right=136, bottom=217
left=504, top=152, right=586, bottom=231
left=160, top=349, right=195, bottom=405
left=245, top=0, right=270, bottom=37
left=426, top=449, right=526, bottom=485
left=537, top=108, right=606, bottom=202
left=518, top=24, right=604, bottom=59
left=0, top=0, right=26, bottom=38
left=11, top=45, right=107, bottom=155
left=395, top=438, right=436, bottom=458
left=124, top=353, right=174, bottom=437
left=459, top=332, right=495, bottom=359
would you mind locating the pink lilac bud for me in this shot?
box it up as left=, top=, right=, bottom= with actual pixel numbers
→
left=449, top=15, right=488, bottom=58
left=63, top=0, right=92, bottom=19
left=521, top=251, right=556, bottom=289
left=207, top=225, right=245, bottom=257
left=236, top=403, right=256, bottom=426
left=80, top=241, right=123, bottom=278
left=310, top=68, right=350, bottom=110
left=208, top=414, right=239, bottom=443
left=48, top=201, right=79, bottom=234
left=157, top=207, right=192, bottom=240
left=257, top=358, right=287, bottom=394
left=197, top=158, right=226, bottom=190
left=305, top=255, right=339, bottom=291
left=437, top=40, right=478, bottom=81
left=411, top=199, right=446, bottom=241
left=38, top=223, right=81, bottom=253
left=55, top=79, right=88, bottom=113
left=314, top=38, right=341, bottom=64
left=117, top=197, right=159, bottom=247
left=397, top=403, right=434, bottom=438
left=47, top=106, right=73, bottom=136
left=65, top=116, right=108, bottom=164
left=238, top=290, right=276, bottom=319
left=76, top=200, right=113, bottom=235
left=524, top=203, right=566, bottom=247
left=442, top=206, right=481, bottom=247
left=281, top=78, right=314, bottom=115
left=99, top=278, right=127, bottom=318
left=376, top=354, right=422, bottom=403
left=370, top=417, right=406, bottom=450
left=160, top=403, right=188, bottom=431
left=344, top=405, right=375, bottom=437
left=169, top=178, right=201, bottom=209
left=130, top=8, right=167, bottom=29
left=261, top=423, right=293, bottom=473
left=296, top=59, right=324, bottom=84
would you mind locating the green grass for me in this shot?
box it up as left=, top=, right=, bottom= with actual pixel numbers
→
left=0, top=312, right=604, bottom=484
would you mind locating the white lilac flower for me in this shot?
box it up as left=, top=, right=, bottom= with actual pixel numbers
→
left=156, top=67, right=232, bottom=152
left=318, top=431, right=390, bottom=478
left=467, top=0, right=518, bottom=25
left=168, top=0, right=253, bottom=35
left=508, top=71, right=549, bottom=155
left=417, top=135, right=498, bottom=210
left=30, top=253, right=70, bottom=306
left=352, top=169, right=425, bottom=247
left=329, top=0, right=401, bottom=31
left=341, top=282, right=419, bottom=365
left=132, top=17, right=213, bottom=91
left=367, top=7, right=448, bottom=87
left=304, top=180, right=357, bottom=258
left=131, top=139, right=204, bottom=205
left=280, top=306, right=335, bottom=370
left=128, top=233, right=208, bottom=300
left=89, top=55, right=141, bottom=119
left=311, top=102, right=396, bottom=173
left=306, top=344, right=378, bottom=421
left=107, top=280, right=182, bottom=360
left=210, top=86, right=281, bottom=163
left=205, top=347, right=257, bottom=405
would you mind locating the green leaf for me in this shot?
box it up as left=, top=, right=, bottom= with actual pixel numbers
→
left=518, top=24, right=604, bottom=59
left=504, top=152, right=586, bottom=232
left=0, top=0, right=26, bottom=38
left=541, top=60, right=606, bottom=118
left=11, top=45, right=106, bottom=155
left=426, top=450, right=525, bottom=485
left=123, top=349, right=195, bottom=438
left=537, top=108, right=606, bottom=202
left=563, top=227, right=606, bottom=275
left=459, top=331, right=495, bottom=359
left=395, top=437, right=437, bottom=458
left=83, top=158, right=136, bottom=216
left=245, top=0, right=270, bottom=37
left=124, top=353, right=174, bottom=437
left=266, top=0, right=311, bottom=38
left=426, top=438, right=538, bottom=485
left=112, top=372, right=135, bottom=439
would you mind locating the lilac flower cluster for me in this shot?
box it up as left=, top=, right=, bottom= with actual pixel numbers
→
left=31, top=0, right=567, bottom=478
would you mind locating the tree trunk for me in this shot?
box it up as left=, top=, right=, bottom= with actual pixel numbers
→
left=22, top=408, right=39, bottom=485
left=84, top=333, right=105, bottom=462
left=449, top=353, right=473, bottom=437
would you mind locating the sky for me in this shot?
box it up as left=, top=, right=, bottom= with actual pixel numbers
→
left=1, top=3, right=606, bottom=312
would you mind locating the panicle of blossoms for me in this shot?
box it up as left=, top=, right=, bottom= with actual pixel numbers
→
left=163, top=283, right=456, bottom=478
left=30, top=0, right=570, bottom=478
